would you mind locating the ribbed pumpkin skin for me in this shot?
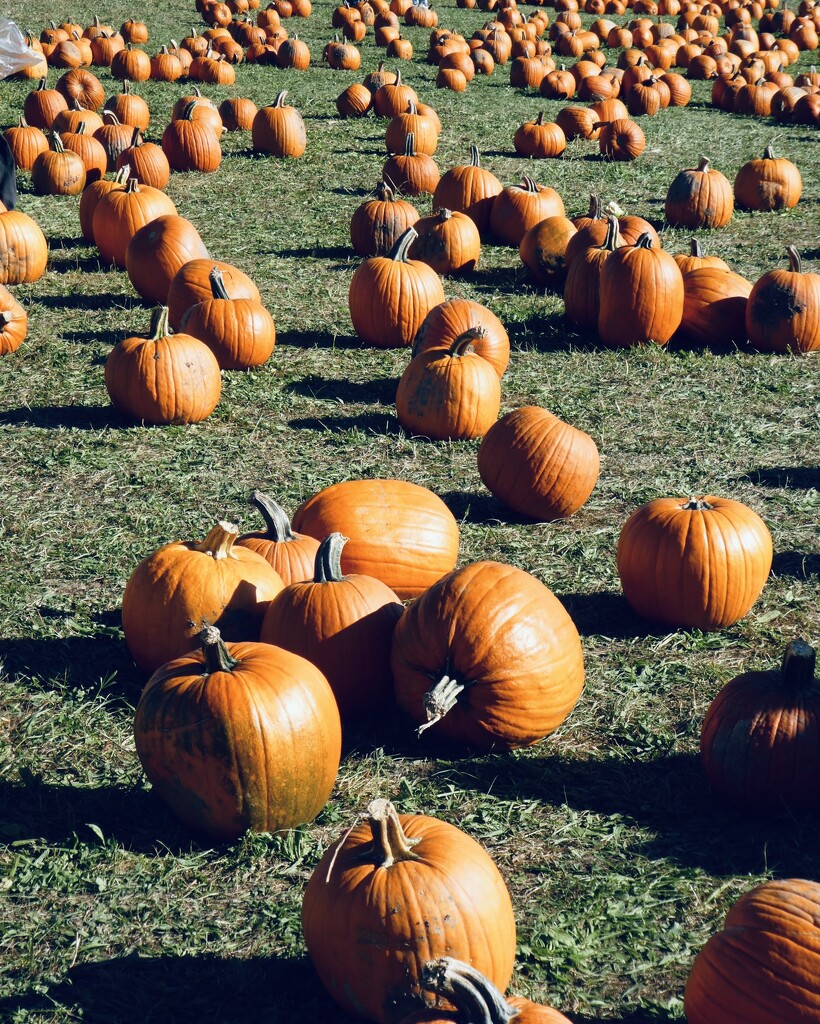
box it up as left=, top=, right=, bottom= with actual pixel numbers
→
left=251, top=95, right=307, bottom=157
left=665, top=158, right=734, bottom=229
left=734, top=148, right=802, bottom=211
left=433, top=153, right=502, bottom=238
left=745, top=247, right=820, bottom=354
left=161, top=117, right=222, bottom=172
left=489, top=179, right=565, bottom=247
left=236, top=494, right=320, bottom=585
left=301, top=805, right=517, bottom=1024
left=598, top=237, right=684, bottom=347
left=125, top=215, right=210, bottom=305
left=121, top=525, right=285, bottom=673
left=134, top=640, right=341, bottom=839
left=167, top=259, right=260, bottom=330
left=292, top=478, right=459, bottom=599
left=616, top=496, right=773, bottom=631
left=92, top=181, right=177, bottom=267
left=395, top=343, right=501, bottom=440
left=0, top=210, right=49, bottom=285
left=700, top=642, right=820, bottom=812
left=477, top=406, right=599, bottom=521
left=679, top=267, right=753, bottom=347
left=180, top=291, right=276, bottom=369
left=350, top=184, right=420, bottom=257
left=412, top=298, right=509, bottom=377
left=684, top=879, right=820, bottom=1024
left=391, top=560, right=585, bottom=749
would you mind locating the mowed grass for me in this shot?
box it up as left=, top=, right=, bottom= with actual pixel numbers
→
left=0, top=0, right=819, bottom=1020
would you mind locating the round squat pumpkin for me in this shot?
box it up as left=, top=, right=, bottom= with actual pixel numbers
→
left=134, top=625, right=341, bottom=839
left=477, top=406, right=599, bottom=521
left=617, top=495, right=773, bottom=631
left=685, top=878, right=820, bottom=1024
left=391, top=559, right=585, bottom=749
left=301, top=798, right=517, bottom=1024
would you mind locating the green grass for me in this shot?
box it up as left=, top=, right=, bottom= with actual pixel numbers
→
left=1, top=0, right=819, bottom=1021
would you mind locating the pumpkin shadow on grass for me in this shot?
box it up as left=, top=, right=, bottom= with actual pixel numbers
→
left=0, top=952, right=354, bottom=1024
left=440, top=489, right=523, bottom=525
left=276, top=328, right=361, bottom=349
left=283, top=373, right=397, bottom=405
left=508, top=314, right=600, bottom=354
left=771, top=549, right=820, bottom=580
left=556, top=592, right=671, bottom=640
left=273, top=244, right=353, bottom=260
left=438, top=751, right=820, bottom=877
left=0, top=404, right=124, bottom=430
left=33, top=290, right=135, bottom=311
left=288, top=411, right=401, bottom=436
left=743, top=465, right=820, bottom=490
left=62, top=327, right=126, bottom=347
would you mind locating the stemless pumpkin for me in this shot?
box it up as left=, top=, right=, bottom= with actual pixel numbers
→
left=700, top=639, right=820, bottom=812
left=122, top=517, right=285, bottom=674
left=392, top=559, right=585, bottom=749
left=477, top=406, right=600, bottom=521
left=125, top=215, right=210, bottom=305
left=617, top=495, right=773, bottom=630
left=0, top=284, right=28, bottom=356
left=292, top=478, right=459, bottom=599
left=134, top=625, right=341, bottom=839
left=684, top=879, right=820, bottom=1024
left=301, top=798, right=517, bottom=1024
left=413, top=298, right=510, bottom=377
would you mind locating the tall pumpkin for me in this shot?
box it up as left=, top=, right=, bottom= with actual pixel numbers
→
left=617, top=495, right=773, bottom=630
left=134, top=625, right=341, bottom=839
left=301, top=798, right=517, bottom=1024
left=292, top=478, right=459, bottom=599
left=391, top=560, right=585, bottom=749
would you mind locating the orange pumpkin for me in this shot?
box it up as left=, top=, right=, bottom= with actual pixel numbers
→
left=236, top=490, right=320, bottom=584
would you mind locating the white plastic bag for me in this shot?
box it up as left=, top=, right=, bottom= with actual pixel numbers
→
left=0, top=18, right=43, bottom=80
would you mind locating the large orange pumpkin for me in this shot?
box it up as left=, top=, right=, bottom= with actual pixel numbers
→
left=134, top=625, right=341, bottom=839
left=617, top=495, right=773, bottom=630
left=292, top=478, right=459, bottom=599
left=684, top=878, right=820, bottom=1024
left=301, top=798, right=517, bottom=1024
left=391, top=559, right=585, bottom=749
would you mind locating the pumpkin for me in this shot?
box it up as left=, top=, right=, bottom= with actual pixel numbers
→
left=236, top=490, right=320, bottom=583
left=122, top=518, right=285, bottom=674
left=219, top=97, right=259, bottom=131
left=52, top=100, right=104, bottom=137
left=734, top=145, right=802, bottom=211
left=409, top=958, right=573, bottom=1024
left=276, top=35, right=311, bottom=68
left=336, top=82, right=373, bottom=117
left=55, top=68, right=105, bottom=110
left=700, top=639, right=820, bottom=812
left=259, top=532, right=403, bottom=717
left=79, top=164, right=129, bottom=243
left=94, top=110, right=136, bottom=170
left=58, top=122, right=107, bottom=183
left=519, top=215, right=577, bottom=288
left=349, top=227, right=445, bottom=348
left=673, top=237, right=729, bottom=276
left=746, top=246, right=820, bottom=354
left=31, top=133, right=86, bottom=196
left=350, top=181, right=420, bottom=257
left=301, top=798, right=517, bottom=1024
left=598, top=233, right=684, bottom=347
left=104, top=80, right=151, bottom=131
left=684, top=878, right=820, bottom=1024
left=116, top=128, right=170, bottom=189
left=93, top=177, right=177, bottom=268
left=0, top=284, right=28, bottom=356
left=292, top=478, right=459, bottom=599
left=162, top=102, right=223, bottom=173
left=125, top=216, right=210, bottom=306
left=555, top=105, right=600, bottom=141
left=678, top=266, right=753, bottom=348
left=133, top=625, right=341, bottom=839
left=179, top=266, right=276, bottom=369
left=490, top=175, right=565, bottom=247
left=409, top=208, right=481, bottom=275
left=617, top=495, right=773, bottom=630
left=598, top=117, right=645, bottom=161
left=104, top=305, right=222, bottom=427
left=413, top=298, right=509, bottom=377
left=665, top=157, right=734, bottom=229
left=383, top=133, right=440, bottom=196
left=167, top=258, right=260, bottom=330
left=392, top=559, right=585, bottom=749
left=3, top=118, right=49, bottom=171
left=23, top=79, right=69, bottom=130
left=513, top=111, right=566, bottom=157
left=563, top=214, right=622, bottom=329
left=385, top=100, right=438, bottom=156
left=251, top=91, right=307, bottom=157
left=477, top=406, right=600, bottom=521
left=433, top=146, right=502, bottom=238
left=395, top=335, right=501, bottom=440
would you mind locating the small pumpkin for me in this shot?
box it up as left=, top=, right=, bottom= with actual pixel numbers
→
left=0, top=284, right=28, bottom=356
left=162, top=101, right=223, bottom=173
left=490, top=174, right=565, bottom=247
left=433, top=145, right=502, bottom=238
left=383, top=132, right=440, bottom=196
left=92, top=176, right=177, bottom=268
left=125, top=216, right=210, bottom=306
left=167, top=258, right=260, bottom=330
left=665, top=156, right=734, bottom=229
left=350, top=181, right=419, bottom=257
left=3, top=118, right=49, bottom=171
left=31, top=132, right=86, bottom=196
left=409, top=208, right=481, bottom=275
left=519, top=215, right=577, bottom=288
left=236, top=490, right=320, bottom=583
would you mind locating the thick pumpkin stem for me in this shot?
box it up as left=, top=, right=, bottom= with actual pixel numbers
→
left=209, top=266, right=231, bottom=300
left=601, top=214, right=621, bottom=252
left=0, top=311, right=12, bottom=325
left=375, top=180, right=395, bottom=202
left=199, top=625, right=239, bottom=674
left=449, top=327, right=485, bottom=356
left=366, top=798, right=421, bottom=865
left=314, top=532, right=348, bottom=583
left=249, top=490, right=297, bottom=541
left=403, top=132, right=416, bottom=156
left=763, top=143, right=776, bottom=160
left=534, top=111, right=545, bottom=125
left=273, top=90, right=288, bottom=108
left=418, top=675, right=466, bottom=736
left=681, top=497, right=714, bottom=511
left=388, top=226, right=419, bottom=262
left=586, top=193, right=601, bottom=219
left=193, top=521, right=240, bottom=559
left=780, top=639, right=816, bottom=688
left=103, top=110, right=122, bottom=126
left=468, top=144, right=481, bottom=167
left=785, top=245, right=801, bottom=274
left=421, top=959, right=519, bottom=1024
left=635, top=232, right=655, bottom=250
left=115, top=163, right=131, bottom=184
left=50, top=132, right=67, bottom=153
left=437, top=208, right=453, bottom=222
left=689, top=237, right=703, bottom=257
left=697, top=156, right=711, bottom=173
left=520, top=174, right=540, bottom=193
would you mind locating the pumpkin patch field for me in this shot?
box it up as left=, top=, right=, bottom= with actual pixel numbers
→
left=1, top=0, right=819, bottom=1018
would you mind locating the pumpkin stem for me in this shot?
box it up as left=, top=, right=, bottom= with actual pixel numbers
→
left=249, top=490, right=297, bottom=541
left=681, top=497, right=714, bottom=511
left=199, top=625, right=239, bottom=674
left=147, top=306, right=171, bottom=340
left=122, top=78, right=132, bottom=94
left=635, top=232, right=655, bottom=249
left=762, top=143, right=776, bottom=159
left=468, top=144, right=481, bottom=167
left=601, top=214, right=621, bottom=251
left=418, top=675, right=466, bottom=736
left=314, top=532, right=348, bottom=583
left=403, top=131, right=416, bottom=156
left=129, top=125, right=141, bottom=147
left=209, top=266, right=231, bottom=300
left=449, top=326, right=486, bottom=357
left=0, top=311, right=12, bottom=325
left=50, top=131, right=67, bottom=152
left=192, top=521, right=240, bottom=560
left=375, top=180, right=395, bottom=201
left=785, top=245, right=801, bottom=274
left=436, top=208, right=453, bottom=222
left=689, top=237, right=703, bottom=257
left=387, top=226, right=419, bottom=262
left=534, top=111, right=545, bottom=125
left=520, top=174, right=539, bottom=193
left=182, top=100, right=201, bottom=121
left=780, top=639, right=816, bottom=688
left=604, top=199, right=624, bottom=217
left=421, top=959, right=519, bottom=1024
left=115, top=162, right=131, bottom=184
left=366, top=798, right=421, bottom=865
left=273, top=90, right=288, bottom=108
left=696, top=156, right=711, bottom=172
left=103, top=110, right=122, bottom=125
left=586, top=193, right=601, bottom=218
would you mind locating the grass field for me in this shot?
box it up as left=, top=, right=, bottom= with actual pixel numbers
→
left=0, top=0, right=818, bottom=1020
